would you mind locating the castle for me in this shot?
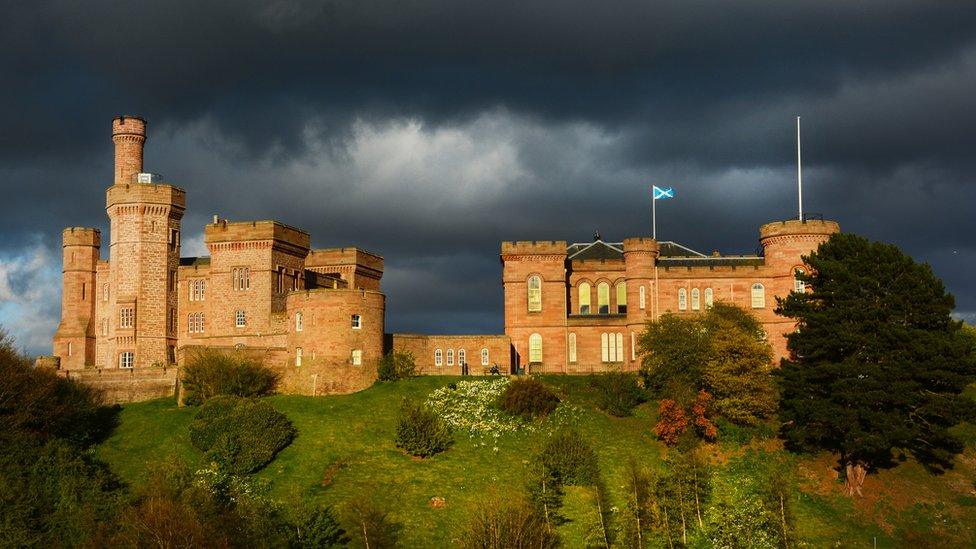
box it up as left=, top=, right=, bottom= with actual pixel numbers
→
left=44, top=115, right=838, bottom=401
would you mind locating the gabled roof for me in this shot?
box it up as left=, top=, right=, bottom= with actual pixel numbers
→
left=179, top=257, right=211, bottom=267
left=657, top=241, right=707, bottom=258
left=567, top=240, right=624, bottom=261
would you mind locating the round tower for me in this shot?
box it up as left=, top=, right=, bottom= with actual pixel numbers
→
left=112, top=116, right=146, bottom=185
left=53, top=227, right=101, bottom=369
left=759, top=218, right=840, bottom=268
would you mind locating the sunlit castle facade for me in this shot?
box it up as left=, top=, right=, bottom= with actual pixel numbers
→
left=501, top=218, right=839, bottom=372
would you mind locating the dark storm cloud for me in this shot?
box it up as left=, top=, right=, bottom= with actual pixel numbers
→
left=1, top=0, right=975, bottom=352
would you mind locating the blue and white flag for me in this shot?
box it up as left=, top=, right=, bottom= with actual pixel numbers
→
left=652, top=186, right=675, bottom=200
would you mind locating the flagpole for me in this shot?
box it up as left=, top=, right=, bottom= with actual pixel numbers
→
left=652, top=195, right=657, bottom=240
left=797, top=116, right=803, bottom=221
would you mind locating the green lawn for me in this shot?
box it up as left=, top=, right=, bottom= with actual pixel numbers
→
left=96, top=376, right=976, bottom=547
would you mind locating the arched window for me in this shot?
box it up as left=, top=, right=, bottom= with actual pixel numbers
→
left=751, top=283, right=765, bottom=308
left=691, top=288, right=701, bottom=310
left=704, top=288, right=713, bottom=308
left=598, top=282, right=610, bottom=314
left=481, top=348, right=489, bottom=366
left=579, top=282, right=591, bottom=314
left=794, top=268, right=806, bottom=293
left=639, top=285, right=646, bottom=310
left=678, top=288, right=687, bottom=310
left=616, top=282, right=627, bottom=314
left=447, top=349, right=455, bottom=366
left=568, top=333, right=577, bottom=363
left=458, top=349, right=466, bottom=365
left=529, top=333, right=543, bottom=363
left=616, top=333, right=623, bottom=361
left=434, top=348, right=443, bottom=367
left=527, top=276, right=542, bottom=312
left=601, top=332, right=624, bottom=362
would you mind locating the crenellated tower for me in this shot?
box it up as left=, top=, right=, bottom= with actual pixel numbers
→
left=53, top=227, right=101, bottom=369
left=105, top=116, right=186, bottom=368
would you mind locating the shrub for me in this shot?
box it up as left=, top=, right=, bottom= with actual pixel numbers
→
left=394, top=399, right=453, bottom=457
left=590, top=371, right=646, bottom=417
left=344, top=496, right=402, bottom=548
left=189, top=396, right=296, bottom=474
left=377, top=349, right=417, bottom=382
left=538, top=429, right=600, bottom=485
left=498, top=377, right=561, bottom=420
left=691, top=390, right=718, bottom=441
left=654, top=399, right=688, bottom=446
left=181, top=349, right=279, bottom=405
left=458, top=496, right=559, bottom=549
left=291, top=504, right=349, bottom=547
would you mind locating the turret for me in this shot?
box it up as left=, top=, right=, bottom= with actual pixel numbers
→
left=53, top=227, right=101, bottom=369
left=112, top=116, right=146, bottom=185
left=759, top=219, right=840, bottom=268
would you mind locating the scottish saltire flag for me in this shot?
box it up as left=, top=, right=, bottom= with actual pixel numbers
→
left=652, top=185, right=675, bottom=200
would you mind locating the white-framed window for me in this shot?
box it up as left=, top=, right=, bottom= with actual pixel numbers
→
left=435, top=348, right=443, bottom=367
left=704, top=288, right=714, bottom=308
left=67, top=342, right=72, bottom=357
left=794, top=268, right=806, bottom=293
left=616, top=282, right=627, bottom=314
left=631, top=332, right=636, bottom=360
left=295, top=311, right=304, bottom=332
left=481, top=348, right=489, bottom=366
left=103, top=283, right=109, bottom=301
left=295, top=347, right=303, bottom=367
left=235, top=310, right=246, bottom=327
left=188, top=313, right=205, bottom=334
left=458, top=349, right=466, bottom=365
left=351, top=349, right=362, bottom=366
left=639, top=285, right=646, bottom=310
left=233, top=267, right=250, bottom=291
left=351, top=314, right=361, bottom=329
left=691, top=288, right=701, bottom=311
left=579, top=282, right=591, bottom=314
left=751, top=283, right=766, bottom=309
left=101, top=319, right=108, bottom=336
left=189, top=279, right=206, bottom=301
left=527, top=275, right=542, bottom=312
left=119, top=351, right=134, bottom=369
left=568, top=333, right=577, bottom=363
left=598, top=282, right=610, bottom=314
left=529, top=333, right=543, bottom=363
left=120, top=307, right=134, bottom=328
left=678, top=288, right=687, bottom=311
left=447, top=349, right=455, bottom=366
left=600, top=332, right=624, bottom=362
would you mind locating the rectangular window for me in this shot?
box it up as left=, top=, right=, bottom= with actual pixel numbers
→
left=102, top=319, right=108, bottom=336
left=103, top=283, right=109, bottom=301
left=169, top=308, right=177, bottom=333
left=481, top=348, right=489, bottom=366
left=295, top=312, right=304, bottom=332
left=276, top=266, right=285, bottom=293
left=169, top=271, right=176, bottom=292
left=233, top=268, right=250, bottom=291
left=119, top=352, right=134, bottom=369
left=81, top=282, right=86, bottom=301
left=568, top=333, right=577, bottom=363
left=235, top=310, right=246, bottom=328
left=169, top=229, right=180, bottom=250
left=296, top=347, right=303, bottom=367
left=639, top=285, right=646, bottom=310
left=120, top=307, right=134, bottom=328
left=351, top=314, right=361, bottom=329
left=527, top=276, right=542, bottom=312
left=351, top=349, right=362, bottom=366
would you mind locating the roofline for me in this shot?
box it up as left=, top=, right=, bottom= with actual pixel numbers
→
left=567, top=240, right=624, bottom=260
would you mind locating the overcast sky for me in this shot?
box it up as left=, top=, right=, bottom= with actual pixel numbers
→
left=2, top=1, right=975, bottom=354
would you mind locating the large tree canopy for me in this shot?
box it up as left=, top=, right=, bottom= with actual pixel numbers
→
left=776, top=233, right=976, bottom=494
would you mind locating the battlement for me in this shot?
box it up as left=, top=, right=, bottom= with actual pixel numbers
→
left=106, top=183, right=187, bottom=209
left=204, top=219, right=311, bottom=251
left=759, top=218, right=840, bottom=240
left=112, top=116, right=147, bottom=186
left=112, top=116, right=147, bottom=139
left=500, top=240, right=568, bottom=256
left=62, top=227, right=101, bottom=247
left=306, top=247, right=384, bottom=273
left=622, top=237, right=659, bottom=254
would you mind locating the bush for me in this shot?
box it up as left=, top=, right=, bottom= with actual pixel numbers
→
left=189, top=396, right=296, bottom=474
left=458, top=496, right=559, bottom=549
left=498, top=377, right=561, bottom=420
left=394, top=399, right=453, bottom=457
left=590, top=371, right=646, bottom=417
left=377, top=350, right=417, bottom=382
left=291, top=504, right=349, bottom=547
left=181, top=350, right=279, bottom=405
left=654, top=399, right=688, bottom=446
left=538, top=429, right=599, bottom=485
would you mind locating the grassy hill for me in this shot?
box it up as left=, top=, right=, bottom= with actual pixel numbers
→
left=96, top=376, right=976, bottom=547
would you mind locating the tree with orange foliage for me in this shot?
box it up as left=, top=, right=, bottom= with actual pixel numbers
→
left=654, top=399, right=688, bottom=446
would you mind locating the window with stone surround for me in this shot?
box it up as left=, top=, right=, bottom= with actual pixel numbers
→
left=639, top=285, right=646, bottom=310
left=529, top=333, right=543, bottom=363
left=169, top=308, right=177, bottom=333
left=527, top=276, right=542, bottom=312
left=189, top=279, right=206, bottom=301
left=233, top=267, right=250, bottom=291
left=102, top=319, right=108, bottom=336
left=601, top=332, right=624, bottom=362
left=704, top=288, right=714, bottom=308
left=568, top=333, right=577, bottom=363
left=794, top=268, right=806, bottom=293
left=296, top=312, right=304, bottom=332
left=616, top=282, right=627, bottom=314
left=481, top=348, right=489, bottom=366
left=67, top=342, right=72, bottom=357
left=276, top=266, right=285, bottom=293
left=579, top=282, right=591, bottom=314
left=435, top=348, right=443, bottom=366
left=447, top=349, right=455, bottom=366
left=169, top=270, right=176, bottom=292
left=598, top=282, right=610, bottom=314
left=119, top=352, right=134, bottom=369
left=458, top=349, right=466, bottom=365
left=120, top=307, right=134, bottom=328
left=103, top=283, right=109, bottom=301
left=751, top=283, right=765, bottom=308
left=235, top=310, right=246, bottom=327
left=351, top=314, right=361, bottom=329
left=296, top=347, right=303, bottom=367
left=691, top=288, right=701, bottom=311
left=188, top=313, right=205, bottom=334
left=678, top=288, right=687, bottom=311
left=351, top=349, right=362, bottom=366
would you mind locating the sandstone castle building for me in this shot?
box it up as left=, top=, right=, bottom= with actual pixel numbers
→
left=46, top=115, right=838, bottom=401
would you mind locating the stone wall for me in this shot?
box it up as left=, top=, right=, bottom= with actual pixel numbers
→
left=391, top=333, right=512, bottom=375
left=60, top=367, right=179, bottom=405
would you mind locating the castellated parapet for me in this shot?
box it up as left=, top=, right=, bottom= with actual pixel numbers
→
left=112, top=116, right=146, bottom=186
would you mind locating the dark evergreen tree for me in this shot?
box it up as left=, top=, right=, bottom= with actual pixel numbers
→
left=776, top=233, right=976, bottom=495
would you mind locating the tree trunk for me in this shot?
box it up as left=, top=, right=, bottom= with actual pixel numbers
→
left=844, top=462, right=867, bottom=497
left=779, top=494, right=789, bottom=548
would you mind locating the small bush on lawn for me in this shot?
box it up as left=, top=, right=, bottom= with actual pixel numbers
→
left=498, top=378, right=561, bottom=420
left=395, top=399, right=453, bottom=457
left=377, top=350, right=417, bottom=382
left=589, top=371, right=646, bottom=417
left=181, top=349, right=279, bottom=405
left=189, top=396, right=296, bottom=474
left=538, top=429, right=599, bottom=485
